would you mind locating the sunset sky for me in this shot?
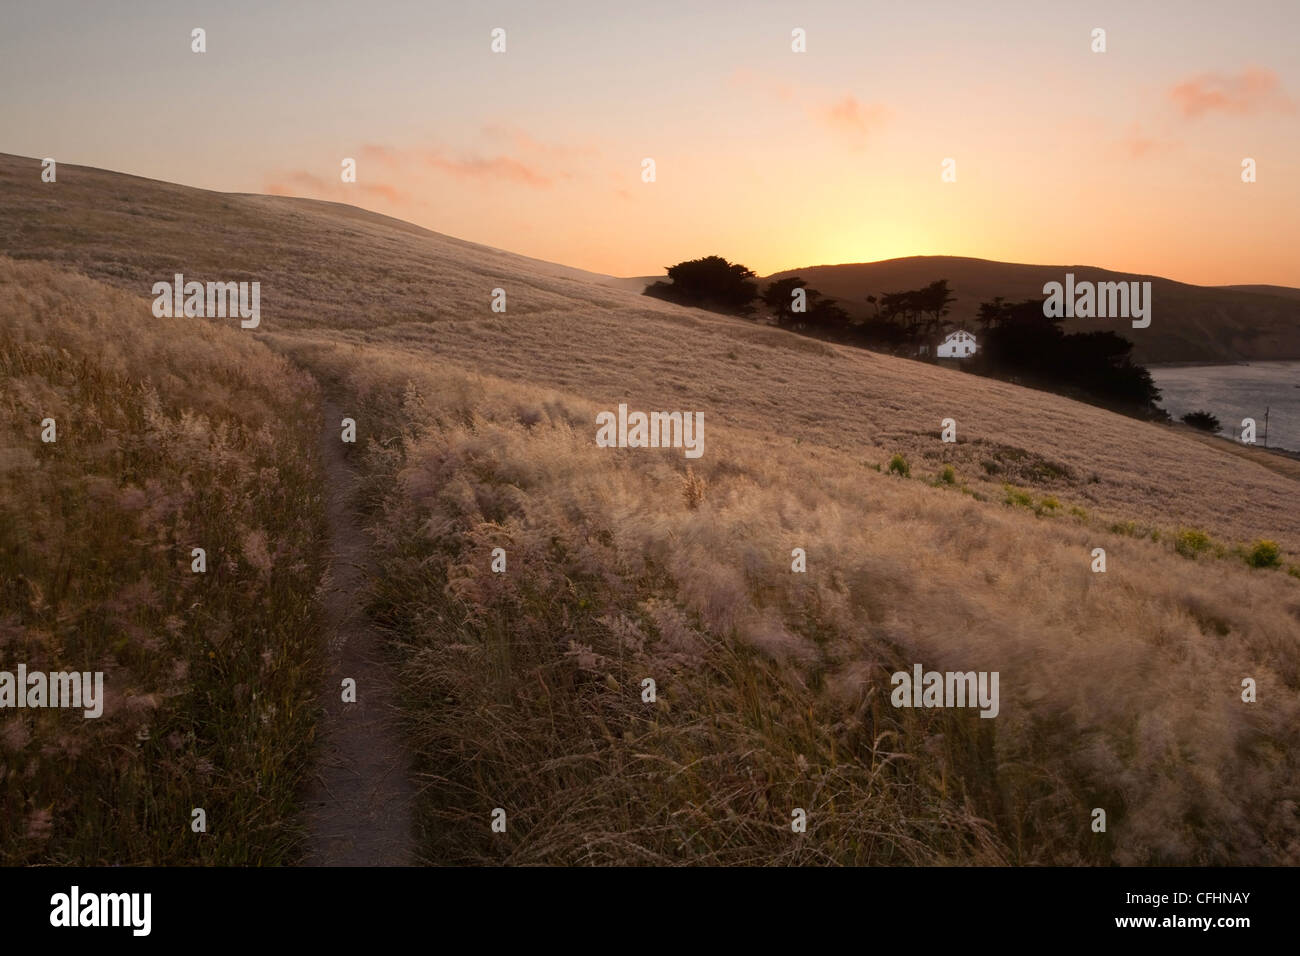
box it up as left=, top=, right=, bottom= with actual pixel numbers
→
left=2, top=0, right=1297, bottom=285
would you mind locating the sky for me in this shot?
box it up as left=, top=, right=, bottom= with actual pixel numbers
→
left=1, top=0, right=1297, bottom=285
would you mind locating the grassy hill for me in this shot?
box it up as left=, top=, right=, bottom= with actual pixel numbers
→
left=2, top=153, right=1299, bottom=864
left=765, top=256, right=1300, bottom=364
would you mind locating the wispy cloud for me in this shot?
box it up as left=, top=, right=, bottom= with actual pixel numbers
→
left=727, top=69, right=890, bottom=147
left=481, top=124, right=599, bottom=162
left=264, top=169, right=407, bottom=204
left=816, top=94, right=890, bottom=141
left=421, top=148, right=554, bottom=187
left=356, top=127, right=593, bottom=189
left=1168, top=67, right=1295, bottom=119
left=1116, top=123, right=1180, bottom=159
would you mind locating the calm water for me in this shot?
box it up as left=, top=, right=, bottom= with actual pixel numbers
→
left=1151, top=361, right=1300, bottom=451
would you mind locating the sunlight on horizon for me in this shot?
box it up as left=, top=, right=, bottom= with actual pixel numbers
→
left=1, top=0, right=1297, bottom=284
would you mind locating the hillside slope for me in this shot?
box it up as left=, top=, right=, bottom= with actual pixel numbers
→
left=2, top=155, right=1297, bottom=552
left=0, top=154, right=638, bottom=334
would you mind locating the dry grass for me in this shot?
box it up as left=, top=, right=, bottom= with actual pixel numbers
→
left=289, top=339, right=1300, bottom=865
left=3, top=153, right=1295, bottom=553
left=0, top=257, right=326, bottom=863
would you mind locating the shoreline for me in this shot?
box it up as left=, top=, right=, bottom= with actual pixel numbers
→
left=1147, top=359, right=1300, bottom=370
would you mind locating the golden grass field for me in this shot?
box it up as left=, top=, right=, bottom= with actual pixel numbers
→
left=2, top=154, right=1298, bottom=864
left=0, top=257, right=326, bottom=863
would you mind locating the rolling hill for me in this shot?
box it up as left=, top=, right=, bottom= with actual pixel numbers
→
left=3, top=153, right=1299, bottom=865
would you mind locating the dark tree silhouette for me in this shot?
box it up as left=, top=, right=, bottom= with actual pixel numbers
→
left=760, top=277, right=850, bottom=332
left=645, top=256, right=758, bottom=316
left=856, top=279, right=955, bottom=352
left=805, top=297, right=851, bottom=332
left=914, top=279, right=956, bottom=342
left=1182, top=410, right=1222, bottom=432
left=761, top=276, right=813, bottom=327
left=974, top=297, right=1163, bottom=417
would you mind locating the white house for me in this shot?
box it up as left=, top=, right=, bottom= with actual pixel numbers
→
left=937, top=329, right=977, bottom=358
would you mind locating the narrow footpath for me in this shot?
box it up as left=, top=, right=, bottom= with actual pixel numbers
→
left=303, top=400, right=416, bottom=866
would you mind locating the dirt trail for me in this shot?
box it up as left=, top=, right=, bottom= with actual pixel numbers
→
left=304, top=400, right=416, bottom=866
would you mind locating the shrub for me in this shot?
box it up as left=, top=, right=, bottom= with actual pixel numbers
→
left=1003, top=485, right=1033, bottom=508
left=1181, top=410, right=1221, bottom=433
left=939, top=465, right=956, bottom=485
left=1174, top=528, right=1213, bottom=559
left=644, top=255, right=758, bottom=316
left=681, top=466, right=706, bottom=510
left=888, top=453, right=910, bottom=477
left=1247, top=539, right=1282, bottom=569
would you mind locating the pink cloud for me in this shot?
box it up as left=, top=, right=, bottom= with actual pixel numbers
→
left=264, top=169, right=407, bottom=204
left=1169, top=67, right=1295, bottom=119
left=357, top=130, right=591, bottom=189
left=270, top=128, right=593, bottom=206
left=1117, top=123, right=1180, bottom=159
left=726, top=70, right=892, bottom=147
left=360, top=144, right=401, bottom=165
left=420, top=148, right=554, bottom=187
left=814, top=95, right=890, bottom=143
left=480, top=124, right=598, bottom=161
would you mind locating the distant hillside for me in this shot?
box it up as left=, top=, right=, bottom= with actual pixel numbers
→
left=608, top=275, right=661, bottom=293
left=1220, top=284, right=1300, bottom=302
left=765, top=256, right=1300, bottom=364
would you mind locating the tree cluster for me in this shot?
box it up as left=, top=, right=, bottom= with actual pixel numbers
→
left=973, top=297, right=1163, bottom=415
left=644, top=256, right=759, bottom=316
left=645, top=255, right=1165, bottom=418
